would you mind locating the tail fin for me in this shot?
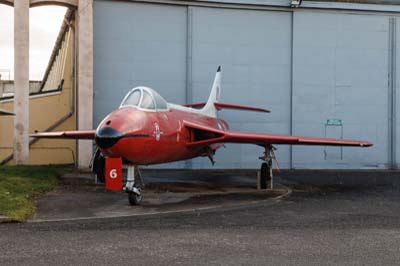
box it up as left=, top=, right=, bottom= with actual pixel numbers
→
left=201, top=66, right=222, bottom=118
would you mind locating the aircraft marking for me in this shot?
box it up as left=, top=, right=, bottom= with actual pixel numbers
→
left=154, top=122, right=163, bottom=141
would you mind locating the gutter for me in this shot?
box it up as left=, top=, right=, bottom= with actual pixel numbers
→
left=306, top=0, right=400, bottom=5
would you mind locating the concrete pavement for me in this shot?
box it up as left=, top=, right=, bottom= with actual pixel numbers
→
left=1, top=183, right=400, bottom=266
left=30, top=171, right=288, bottom=222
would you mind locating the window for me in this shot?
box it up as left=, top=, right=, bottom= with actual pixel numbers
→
left=153, top=90, right=168, bottom=110
left=140, top=90, right=155, bottom=110
left=120, top=87, right=168, bottom=111
left=121, top=89, right=141, bottom=107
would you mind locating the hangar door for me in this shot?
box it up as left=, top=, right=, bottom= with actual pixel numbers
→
left=190, top=7, right=292, bottom=168
left=94, top=1, right=292, bottom=169
left=292, top=12, right=389, bottom=169
left=93, top=1, right=187, bottom=126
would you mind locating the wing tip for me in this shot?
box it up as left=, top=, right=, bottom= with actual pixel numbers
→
left=361, top=142, right=373, bottom=147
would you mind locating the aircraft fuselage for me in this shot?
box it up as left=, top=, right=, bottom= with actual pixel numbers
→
left=95, top=106, right=228, bottom=165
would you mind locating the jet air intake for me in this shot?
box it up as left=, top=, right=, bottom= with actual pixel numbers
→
left=95, top=126, right=123, bottom=149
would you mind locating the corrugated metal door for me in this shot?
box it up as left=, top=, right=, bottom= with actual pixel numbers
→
left=292, top=11, right=389, bottom=169
left=93, top=1, right=187, bottom=126
left=94, top=2, right=385, bottom=170
left=190, top=7, right=292, bottom=168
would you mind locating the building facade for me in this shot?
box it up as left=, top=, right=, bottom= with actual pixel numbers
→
left=92, top=0, right=400, bottom=169
left=2, top=0, right=400, bottom=169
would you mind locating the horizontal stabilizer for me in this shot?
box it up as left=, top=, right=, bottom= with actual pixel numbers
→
left=184, top=102, right=207, bottom=109
left=214, top=102, right=270, bottom=113
left=184, top=102, right=270, bottom=113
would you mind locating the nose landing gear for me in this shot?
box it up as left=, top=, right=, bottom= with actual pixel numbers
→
left=124, top=165, right=144, bottom=205
left=259, top=145, right=279, bottom=190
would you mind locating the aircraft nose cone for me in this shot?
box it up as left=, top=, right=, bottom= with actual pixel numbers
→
left=95, top=126, right=124, bottom=149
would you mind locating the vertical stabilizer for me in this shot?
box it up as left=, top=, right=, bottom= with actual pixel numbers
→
left=201, top=66, right=222, bottom=118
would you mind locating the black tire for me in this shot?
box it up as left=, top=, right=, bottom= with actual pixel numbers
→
left=260, top=163, right=270, bottom=189
left=93, top=154, right=105, bottom=183
left=128, top=188, right=143, bottom=205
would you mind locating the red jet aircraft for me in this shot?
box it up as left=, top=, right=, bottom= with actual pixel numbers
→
left=32, top=66, right=372, bottom=205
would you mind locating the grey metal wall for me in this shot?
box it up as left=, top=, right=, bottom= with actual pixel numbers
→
left=292, top=11, right=389, bottom=169
left=93, top=1, right=187, bottom=124
left=189, top=7, right=292, bottom=168
left=93, top=0, right=396, bottom=169
left=93, top=1, right=292, bottom=169
left=396, top=18, right=400, bottom=167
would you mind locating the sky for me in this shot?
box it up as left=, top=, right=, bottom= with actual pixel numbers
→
left=0, top=5, right=67, bottom=80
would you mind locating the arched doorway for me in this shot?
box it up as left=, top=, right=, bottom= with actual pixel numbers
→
left=2, top=0, right=92, bottom=168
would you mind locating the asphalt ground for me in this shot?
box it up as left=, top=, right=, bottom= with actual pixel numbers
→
left=31, top=183, right=287, bottom=222
left=1, top=173, right=400, bottom=266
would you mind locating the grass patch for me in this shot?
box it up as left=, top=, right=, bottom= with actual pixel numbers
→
left=0, top=165, right=59, bottom=221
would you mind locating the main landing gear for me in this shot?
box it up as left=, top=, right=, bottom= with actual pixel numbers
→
left=124, top=165, right=144, bottom=205
left=259, top=145, right=279, bottom=190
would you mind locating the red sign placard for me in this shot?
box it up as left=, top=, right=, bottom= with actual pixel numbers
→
left=105, top=157, right=122, bottom=191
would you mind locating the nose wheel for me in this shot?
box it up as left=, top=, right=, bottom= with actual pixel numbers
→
left=124, top=165, right=144, bottom=205
left=128, top=187, right=143, bottom=205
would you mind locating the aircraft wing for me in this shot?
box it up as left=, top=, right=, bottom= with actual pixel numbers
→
left=223, top=131, right=372, bottom=147
left=183, top=121, right=372, bottom=147
left=0, top=109, right=15, bottom=116
left=30, top=130, right=96, bottom=139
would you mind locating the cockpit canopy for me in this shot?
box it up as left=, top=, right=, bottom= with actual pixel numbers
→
left=120, top=86, right=168, bottom=111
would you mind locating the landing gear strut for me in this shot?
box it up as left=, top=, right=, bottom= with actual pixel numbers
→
left=124, top=165, right=144, bottom=205
left=90, top=148, right=105, bottom=183
left=259, top=145, right=279, bottom=190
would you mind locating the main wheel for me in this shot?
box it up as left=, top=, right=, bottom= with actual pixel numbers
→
left=260, top=162, right=270, bottom=189
left=128, top=187, right=143, bottom=205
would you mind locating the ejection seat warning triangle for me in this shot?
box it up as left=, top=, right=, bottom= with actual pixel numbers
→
left=105, top=157, right=122, bottom=191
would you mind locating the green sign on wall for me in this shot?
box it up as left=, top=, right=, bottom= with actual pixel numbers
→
left=326, top=119, right=342, bottom=126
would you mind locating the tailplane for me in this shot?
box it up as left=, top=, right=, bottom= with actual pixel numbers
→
left=196, top=66, right=270, bottom=116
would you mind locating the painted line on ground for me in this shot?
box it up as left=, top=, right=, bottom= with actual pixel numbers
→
left=28, top=185, right=292, bottom=224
